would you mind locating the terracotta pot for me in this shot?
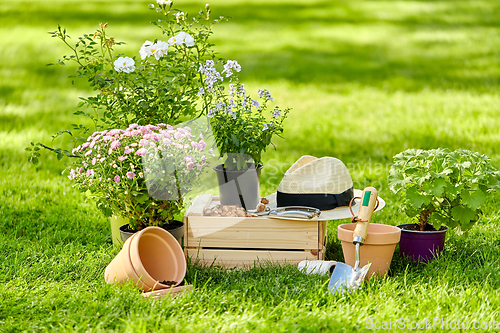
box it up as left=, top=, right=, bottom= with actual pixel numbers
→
left=397, top=223, right=448, bottom=263
left=110, top=215, right=128, bottom=246
left=119, top=220, right=185, bottom=245
left=338, top=223, right=401, bottom=278
left=104, top=226, right=186, bottom=292
left=214, top=163, right=263, bottom=210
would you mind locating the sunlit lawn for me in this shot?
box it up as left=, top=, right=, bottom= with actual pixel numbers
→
left=1, top=0, right=500, bottom=331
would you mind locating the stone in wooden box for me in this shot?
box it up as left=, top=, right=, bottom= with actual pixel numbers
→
left=183, top=194, right=327, bottom=268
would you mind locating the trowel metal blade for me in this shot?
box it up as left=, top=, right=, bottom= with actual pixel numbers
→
left=328, top=262, right=372, bottom=295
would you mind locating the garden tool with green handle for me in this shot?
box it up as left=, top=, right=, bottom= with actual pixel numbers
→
left=328, top=187, right=379, bottom=295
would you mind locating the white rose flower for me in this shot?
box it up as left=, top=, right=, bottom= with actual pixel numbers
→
left=176, top=11, right=185, bottom=23
left=153, top=40, right=169, bottom=60
left=168, top=35, right=181, bottom=46
left=139, top=40, right=154, bottom=60
left=171, top=32, right=195, bottom=47
left=113, top=56, right=135, bottom=73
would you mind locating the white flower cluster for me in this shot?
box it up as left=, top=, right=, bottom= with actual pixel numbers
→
left=139, top=40, right=169, bottom=60
left=114, top=57, right=136, bottom=73
left=137, top=32, right=194, bottom=62
left=168, top=31, right=194, bottom=47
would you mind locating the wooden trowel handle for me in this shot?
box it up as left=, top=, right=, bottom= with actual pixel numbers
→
left=353, top=187, right=379, bottom=245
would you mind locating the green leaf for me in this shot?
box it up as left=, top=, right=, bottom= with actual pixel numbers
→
left=406, top=186, right=431, bottom=209
left=429, top=211, right=448, bottom=231
left=451, top=206, right=476, bottom=226
left=231, top=134, right=239, bottom=146
left=461, top=190, right=485, bottom=210
left=57, top=153, right=64, bottom=161
left=427, top=177, right=447, bottom=197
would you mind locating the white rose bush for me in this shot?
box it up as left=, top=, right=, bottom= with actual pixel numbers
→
left=45, top=1, right=221, bottom=135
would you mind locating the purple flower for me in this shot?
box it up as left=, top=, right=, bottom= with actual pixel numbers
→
left=262, top=123, right=269, bottom=131
left=118, top=156, right=127, bottom=161
left=252, top=99, right=260, bottom=109
left=198, top=87, right=205, bottom=95
left=124, top=148, right=134, bottom=154
left=136, top=148, right=148, bottom=156
left=114, top=175, right=120, bottom=182
left=273, top=109, right=281, bottom=118
left=126, top=171, right=135, bottom=179
left=184, top=155, right=193, bottom=163
left=187, top=162, right=194, bottom=170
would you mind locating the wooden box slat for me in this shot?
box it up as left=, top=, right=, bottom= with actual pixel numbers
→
left=186, top=249, right=321, bottom=268
left=186, top=216, right=319, bottom=250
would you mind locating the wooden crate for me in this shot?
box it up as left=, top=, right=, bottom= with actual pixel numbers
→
left=183, top=194, right=327, bottom=268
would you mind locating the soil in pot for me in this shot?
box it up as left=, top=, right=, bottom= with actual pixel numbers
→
left=397, top=223, right=448, bottom=263
left=400, top=224, right=447, bottom=232
left=214, top=163, right=263, bottom=210
left=119, top=220, right=185, bottom=245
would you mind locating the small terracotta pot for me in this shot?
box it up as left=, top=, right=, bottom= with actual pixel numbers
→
left=104, top=226, right=186, bottom=292
left=338, top=223, right=401, bottom=278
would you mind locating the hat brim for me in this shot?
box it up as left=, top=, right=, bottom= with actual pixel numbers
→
left=265, top=189, right=386, bottom=221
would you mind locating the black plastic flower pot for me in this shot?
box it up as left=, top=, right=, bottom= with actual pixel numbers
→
left=214, top=163, right=263, bottom=211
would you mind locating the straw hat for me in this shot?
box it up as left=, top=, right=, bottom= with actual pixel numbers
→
left=265, top=155, right=385, bottom=221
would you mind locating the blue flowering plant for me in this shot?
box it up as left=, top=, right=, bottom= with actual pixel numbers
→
left=198, top=60, right=290, bottom=171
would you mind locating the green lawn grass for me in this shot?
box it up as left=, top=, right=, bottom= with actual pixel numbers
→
left=2, top=0, right=500, bottom=331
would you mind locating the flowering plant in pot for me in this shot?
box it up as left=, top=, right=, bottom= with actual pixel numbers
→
left=27, top=1, right=225, bottom=163
left=197, top=60, right=290, bottom=209
left=388, top=148, right=500, bottom=261
left=67, top=123, right=211, bottom=242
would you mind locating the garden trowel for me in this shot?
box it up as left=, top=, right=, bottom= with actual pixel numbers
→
left=328, top=187, right=378, bottom=295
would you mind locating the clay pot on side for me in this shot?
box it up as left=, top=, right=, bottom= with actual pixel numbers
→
left=104, top=226, right=186, bottom=292
left=338, top=223, right=401, bottom=278
left=397, top=223, right=448, bottom=263
left=119, top=220, right=185, bottom=246
left=214, top=163, right=263, bottom=210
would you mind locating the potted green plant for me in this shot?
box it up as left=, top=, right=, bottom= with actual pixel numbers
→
left=388, top=148, right=500, bottom=262
left=66, top=123, right=212, bottom=245
left=198, top=60, right=290, bottom=210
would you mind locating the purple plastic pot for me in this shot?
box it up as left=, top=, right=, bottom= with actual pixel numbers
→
left=397, top=224, right=448, bottom=263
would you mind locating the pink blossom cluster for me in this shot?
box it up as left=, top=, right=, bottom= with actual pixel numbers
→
left=67, top=123, right=210, bottom=197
